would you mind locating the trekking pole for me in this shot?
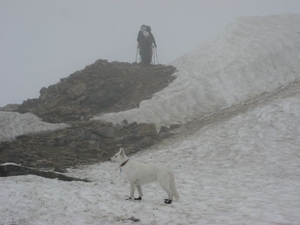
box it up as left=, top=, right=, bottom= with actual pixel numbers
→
left=135, top=45, right=138, bottom=63
left=155, top=47, right=159, bottom=64
left=152, top=45, right=156, bottom=65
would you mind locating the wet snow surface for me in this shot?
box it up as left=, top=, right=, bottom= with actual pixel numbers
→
left=1, top=14, right=300, bottom=224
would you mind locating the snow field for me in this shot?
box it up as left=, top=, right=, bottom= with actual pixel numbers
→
left=1, top=91, right=300, bottom=224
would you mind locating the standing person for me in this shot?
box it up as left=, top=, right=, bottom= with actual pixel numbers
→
left=146, top=25, right=157, bottom=48
left=137, top=24, right=147, bottom=49
left=137, top=25, right=156, bottom=64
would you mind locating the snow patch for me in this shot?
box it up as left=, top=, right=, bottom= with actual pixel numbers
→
left=0, top=111, right=68, bottom=142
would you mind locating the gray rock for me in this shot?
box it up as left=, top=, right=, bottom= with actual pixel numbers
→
left=138, top=123, right=157, bottom=137
left=67, top=83, right=86, bottom=99
left=0, top=104, right=19, bottom=112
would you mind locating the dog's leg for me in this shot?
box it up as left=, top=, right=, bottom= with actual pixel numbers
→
left=158, top=173, right=173, bottom=204
left=128, top=182, right=136, bottom=200
left=164, top=192, right=173, bottom=204
left=134, top=185, right=143, bottom=200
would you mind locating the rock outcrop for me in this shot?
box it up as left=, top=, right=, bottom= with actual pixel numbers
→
left=0, top=60, right=177, bottom=170
left=17, top=60, right=176, bottom=123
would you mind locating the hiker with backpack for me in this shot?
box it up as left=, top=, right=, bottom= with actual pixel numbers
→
left=137, top=25, right=157, bottom=64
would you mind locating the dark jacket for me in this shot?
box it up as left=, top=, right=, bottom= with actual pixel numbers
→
left=149, top=32, right=156, bottom=47
left=137, top=30, right=145, bottom=46
left=137, top=29, right=156, bottom=47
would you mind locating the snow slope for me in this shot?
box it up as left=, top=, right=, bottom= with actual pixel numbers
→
left=0, top=111, right=68, bottom=142
left=1, top=14, right=300, bottom=224
left=1, top=87, right=300, bottom=224
left=96, top=14, right=300, bottom=128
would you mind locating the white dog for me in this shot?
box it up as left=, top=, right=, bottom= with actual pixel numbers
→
left=109, top=148, right=179, bottom=204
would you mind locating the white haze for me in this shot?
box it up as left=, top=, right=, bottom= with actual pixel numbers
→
left=1, top=14, right=300, bottom=224
left=1, top=0, right=300, bottom=106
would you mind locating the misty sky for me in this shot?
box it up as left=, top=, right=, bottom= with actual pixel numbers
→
left=1, top=0, right=299, bottom=107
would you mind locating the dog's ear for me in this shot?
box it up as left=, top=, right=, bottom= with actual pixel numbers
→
left=120, top=147, right=124, bottom=155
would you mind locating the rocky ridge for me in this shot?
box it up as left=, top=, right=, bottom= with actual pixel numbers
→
left=0, top=60, right=177, bottom=171
left=18, top=59, right=176, bottom=123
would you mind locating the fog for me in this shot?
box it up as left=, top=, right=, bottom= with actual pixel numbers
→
left=1, top=0, right=299, bottom=107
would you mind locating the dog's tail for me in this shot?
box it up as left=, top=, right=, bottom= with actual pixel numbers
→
left=171, top=173, right=180, bottom=201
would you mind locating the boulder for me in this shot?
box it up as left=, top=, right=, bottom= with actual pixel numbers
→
left=138, top=123, right=157, bottom=136
left=66, top=83, right=86, bottom=99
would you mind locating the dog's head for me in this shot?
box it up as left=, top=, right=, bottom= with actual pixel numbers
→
left=109, top=147, right=127, bottom=163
